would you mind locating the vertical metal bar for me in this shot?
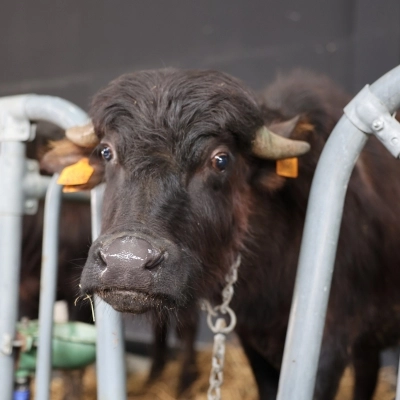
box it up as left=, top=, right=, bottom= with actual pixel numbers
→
left=35, top=175, right=62, bottom=400
left=0, top=142, right=26, bottom=400
left=277, top=118, right=367, bottom=400
left=277, top=65, right=400, bottom=400
left=91, top=185, right=127, bottom=400
left=396, top=356, right=400, bottom=400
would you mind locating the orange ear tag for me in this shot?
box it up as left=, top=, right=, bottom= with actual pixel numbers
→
left=276, top=157, right=298, bottom=178
left=57, top=158, right=94, bottom=188
left=62, top=186, right=82, bottom=193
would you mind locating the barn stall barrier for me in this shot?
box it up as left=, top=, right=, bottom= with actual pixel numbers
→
left=277, top=65, right=400, bottom=400
left=0, top=95, right=126, bottom=400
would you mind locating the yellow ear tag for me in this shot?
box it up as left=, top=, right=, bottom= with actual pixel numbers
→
left=57, top=158, right=94, bottom=187
left=276, top=157, right=298, bottom=178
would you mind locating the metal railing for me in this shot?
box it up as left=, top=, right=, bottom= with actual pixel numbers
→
left=277, top=65, right=400, bottom=400
left=0, top=95, right=126, bottom=400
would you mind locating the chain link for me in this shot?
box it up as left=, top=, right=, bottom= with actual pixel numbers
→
left=201, top=255, right=241, bottom=400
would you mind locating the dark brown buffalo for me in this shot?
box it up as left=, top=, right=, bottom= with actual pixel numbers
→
left=35, top=130, right=198, bottom=396
left=43, top=69, right=400, bottom=400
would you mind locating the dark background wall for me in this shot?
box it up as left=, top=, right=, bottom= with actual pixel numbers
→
left=1, top=0, right=399, bottom=110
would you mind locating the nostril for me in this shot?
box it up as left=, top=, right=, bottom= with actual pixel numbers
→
left=144, top=252, right=166, bottom=270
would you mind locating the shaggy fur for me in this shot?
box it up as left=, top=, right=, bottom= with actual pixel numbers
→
left=75, top=68, right=400, bottom=400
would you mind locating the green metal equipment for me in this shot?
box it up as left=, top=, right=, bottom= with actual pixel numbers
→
left=15, top=320, right=96, bottom=378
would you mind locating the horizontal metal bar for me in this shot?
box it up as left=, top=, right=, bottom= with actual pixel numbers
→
left=0, top=94, right=89, bottom=133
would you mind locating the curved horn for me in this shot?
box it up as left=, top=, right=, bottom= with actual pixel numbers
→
left=65, top=122, right=99, bottom=148
left=252, top=126, right=310, bottom=160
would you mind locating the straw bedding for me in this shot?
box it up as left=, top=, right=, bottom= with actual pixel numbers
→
left=43, top=344, right=396, bottom=400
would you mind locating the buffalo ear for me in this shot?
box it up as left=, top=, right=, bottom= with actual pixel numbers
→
left=40, top=138, right=104, bottom=191
left=40, top=139, right=93, bottom=174
left=253, top=169, right=286, bottom=194
left=252, top=116, right=314, bottom=192
left=40, top=121, right=103, bottom=191
left=268, top=116, right=300, bottom=138
left=58, top=157, right=105, bottom=192
left=269, top=115, right=316, bottom=141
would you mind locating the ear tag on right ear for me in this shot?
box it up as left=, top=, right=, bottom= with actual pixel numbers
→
left=276, top=157, right=298, bottom=178
left=57, top=158, right=94, bottom=187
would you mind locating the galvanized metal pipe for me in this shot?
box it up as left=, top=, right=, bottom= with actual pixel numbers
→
left=0, top=141, right=26, bottom=400
left=0, top=94, right=88, bottom=400
left=396, top=356, right=400, bottom=400
left=35, top=175, right=62, bottom=400
left=23, top=170, right=51, bottom=200
left=0, top=94, right=89, bottom=130
left=276, top=117, right=367, bottom=400
left=91, top=185, right=127, bottom=400
left=277, top=65, right=400, bottom=400
left=0, top=94, right=127, bottom=400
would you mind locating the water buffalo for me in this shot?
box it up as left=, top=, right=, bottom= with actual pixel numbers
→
left=40, top=128, right=199, bottom=396
left=43, top=68, right=400, bottom=399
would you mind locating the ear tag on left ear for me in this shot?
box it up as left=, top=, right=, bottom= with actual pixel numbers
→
left=62, top=186, right=82, bottom=193
left=57, top=157, right=94, bottom=187
left=276, top=157, right=298, bottom=178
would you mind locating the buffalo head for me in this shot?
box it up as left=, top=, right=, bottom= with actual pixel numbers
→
left=66, top=69, right=310, bottom=314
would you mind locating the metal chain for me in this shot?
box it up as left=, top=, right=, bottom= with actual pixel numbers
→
left=201, top=255, right=241, bottom=400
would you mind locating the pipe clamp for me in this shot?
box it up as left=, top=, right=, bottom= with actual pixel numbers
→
left=0, top=112, right=35, bottom=142
left=344, top=85, right=400, bottom=158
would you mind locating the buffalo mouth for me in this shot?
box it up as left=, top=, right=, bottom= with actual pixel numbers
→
left=96, top=289, right=175, bottom=314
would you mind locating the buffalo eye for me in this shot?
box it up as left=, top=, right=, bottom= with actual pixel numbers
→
left=101, top=146, right=113, bottom=162
left=212, top=153, right=229, bottom=172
